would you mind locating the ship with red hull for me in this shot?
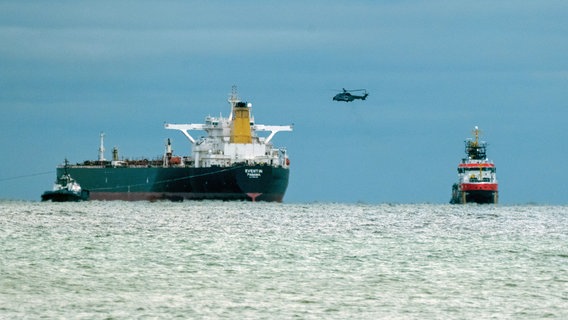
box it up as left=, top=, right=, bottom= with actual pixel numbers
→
left=450, top=126, right=498, bottom=204
left=53, top=87, right=292, bottom=202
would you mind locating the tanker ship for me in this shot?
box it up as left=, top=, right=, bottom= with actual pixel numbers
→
left=450, top=126, right=498, bottom=204
left=55, top=87, right=293, bottom=202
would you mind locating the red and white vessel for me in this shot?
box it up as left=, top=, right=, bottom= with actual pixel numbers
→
left=450, top=126, right=498, bottom=204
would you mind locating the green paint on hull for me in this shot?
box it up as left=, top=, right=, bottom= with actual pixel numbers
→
left=57, top=164, right=289, bottom=202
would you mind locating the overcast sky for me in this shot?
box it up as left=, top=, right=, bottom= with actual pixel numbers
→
left=1, top=1, right=567, bottom=204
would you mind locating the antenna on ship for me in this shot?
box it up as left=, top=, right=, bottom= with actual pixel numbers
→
left=465, top=126, right=487, bottom=160
left=98, top=132, right=106, bottom=162
left=228, top=85, right=239, bottom=119
left=472, top=126, right=480, bottom=147
left=229, top=85, right=239, bottom=106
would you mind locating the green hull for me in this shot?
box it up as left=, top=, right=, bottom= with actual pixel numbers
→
left=57, top=164, right=289, bottom=202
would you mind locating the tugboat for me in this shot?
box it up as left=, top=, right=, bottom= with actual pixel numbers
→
left=41, top=160, right=89, bottom=202
left=450, top=126, right=498, bottom=204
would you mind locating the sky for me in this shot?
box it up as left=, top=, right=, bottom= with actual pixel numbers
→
left=1, top=1, right=567, bottom=204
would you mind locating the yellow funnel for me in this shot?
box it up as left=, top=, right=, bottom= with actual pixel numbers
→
left=230, top=102, right=252, bottom=143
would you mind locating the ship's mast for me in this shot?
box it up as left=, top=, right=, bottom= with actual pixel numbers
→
left=228, top=85, right=239, bottom=120
left=163, top=138, right=173, bottom=167
left=473, top=126, right=481, bottom=177
left=472, top=126, right=480, bottom=147
left=98, top=132, right=106, bottom=161
left=465, top=126, right=487, bottom=160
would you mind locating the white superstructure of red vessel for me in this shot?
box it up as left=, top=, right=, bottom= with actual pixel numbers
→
left=450, top=126, right=498, bottom=204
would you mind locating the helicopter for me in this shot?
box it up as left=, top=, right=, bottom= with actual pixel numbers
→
left=332, top=88, right=369, bottom=102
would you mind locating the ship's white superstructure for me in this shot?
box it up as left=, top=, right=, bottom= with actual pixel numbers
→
left=164, top=87, right=292, bottom=169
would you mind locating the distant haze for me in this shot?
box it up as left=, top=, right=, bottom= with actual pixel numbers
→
left=1, top=1, right=567, bottom=204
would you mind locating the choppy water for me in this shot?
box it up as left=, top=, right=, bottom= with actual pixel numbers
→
left=1, top=201, right=567, bottom=319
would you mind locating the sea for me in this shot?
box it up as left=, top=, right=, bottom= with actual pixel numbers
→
left=1, top=201, right=566, bottom=319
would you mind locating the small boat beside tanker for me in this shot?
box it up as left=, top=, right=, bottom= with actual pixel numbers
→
left=41, top=161, right=90, bottom=202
